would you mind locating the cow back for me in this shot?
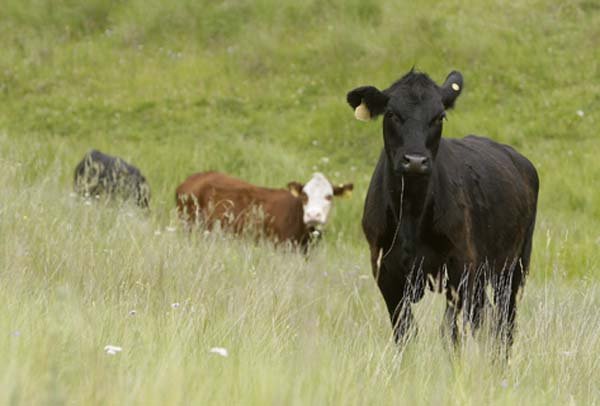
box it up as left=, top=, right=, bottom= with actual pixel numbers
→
left=176, top=172, right=306, bottom=243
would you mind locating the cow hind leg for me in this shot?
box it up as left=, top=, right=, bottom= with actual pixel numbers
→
left=493, top=260, right=523, bottom=358
left=493, top=215, right=536, bottom=359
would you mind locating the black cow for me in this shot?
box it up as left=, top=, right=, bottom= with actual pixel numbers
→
left=74, top=150, right=150, bottom=208
left=347, top=70, right=539, bottom=354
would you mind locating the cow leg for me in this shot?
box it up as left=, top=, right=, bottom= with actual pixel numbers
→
left=369, top=244, right=417, bottom=345
left=375, top=263, right=416, bottom=345
left=442, top=287, right=461, bottom=347
left=493, top=260, right=523, bottom=357
left=463, top=264, right=488, bottom=335
left=441, top=260, right=465, bottom=348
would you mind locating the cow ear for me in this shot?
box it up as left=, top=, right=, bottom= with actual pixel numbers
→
left=333, top=183, right=353, bottom=198
left=287, top=181, right=304, bottom=197
left=440, top=71, right=463, bottom=109
left=346, top=86, right=389, bottom=121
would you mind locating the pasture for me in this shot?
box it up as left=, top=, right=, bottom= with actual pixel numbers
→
left=0, top=0, right=599, bottom=404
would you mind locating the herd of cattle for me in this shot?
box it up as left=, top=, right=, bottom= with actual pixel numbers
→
left=73, top=69, right=539, bottom=355
left=74, top=150, right=353, bottom=248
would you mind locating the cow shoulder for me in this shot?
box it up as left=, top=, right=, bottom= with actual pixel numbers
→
left=361, top=150, right=395, bottom=247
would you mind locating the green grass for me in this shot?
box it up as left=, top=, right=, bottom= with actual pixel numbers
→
left=0, top=0, right=599, bottom=404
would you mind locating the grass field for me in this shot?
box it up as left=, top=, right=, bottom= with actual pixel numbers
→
left=1, top=0, right=599, bottom=404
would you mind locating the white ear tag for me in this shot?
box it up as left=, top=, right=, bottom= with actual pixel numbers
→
left=451, top=83, right=460, bottom=91
left=354, top=102, right=371, bottom=121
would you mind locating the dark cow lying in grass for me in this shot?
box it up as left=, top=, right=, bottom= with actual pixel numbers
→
left=73, top=150, right=150, bottom=208
left=347, top=69, right=539, bottom=355
left=175, top=171, right=353, bottom=248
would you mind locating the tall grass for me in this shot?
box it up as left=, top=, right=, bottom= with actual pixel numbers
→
left=0, top=145, right=599, bottom=404
left=0, top=0, right=599, bottom=403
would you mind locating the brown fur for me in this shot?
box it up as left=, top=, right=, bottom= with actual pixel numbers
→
left=176, top=171, right=311, bottom=245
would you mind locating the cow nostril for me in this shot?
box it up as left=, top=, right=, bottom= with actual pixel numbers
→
left=402, top=154, right=429, bottom=173
left=306, top=211, right=324, bottom=223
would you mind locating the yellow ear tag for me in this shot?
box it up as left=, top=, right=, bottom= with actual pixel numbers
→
left=354, top=102, right=371, bottom=121
left=451, top=83, right=460, bottom=91
left=340, top=185, right=353, bottom=198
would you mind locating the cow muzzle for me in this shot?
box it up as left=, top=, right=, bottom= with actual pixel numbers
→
left=401, top=154, right=430, bottom=175
left=304, top=210, right=326, bottom=226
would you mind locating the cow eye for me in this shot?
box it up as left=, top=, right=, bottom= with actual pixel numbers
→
left=325, top=194, right=333, bottom=201
left=301, top=193, right=309, bottom=204
left=386, top=111, right=404, bottom=124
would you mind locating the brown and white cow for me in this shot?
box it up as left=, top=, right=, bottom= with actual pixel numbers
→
left=175, top=171, right=353, bottom=247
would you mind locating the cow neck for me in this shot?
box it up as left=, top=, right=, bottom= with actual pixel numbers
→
left=400, top=176, right=431, bottom=218
left=383, top=165, right=431, bottom=221
left=382, top=162, right=433, bottom=261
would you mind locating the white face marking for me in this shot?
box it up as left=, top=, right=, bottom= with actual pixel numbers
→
left=451, top=83, right=460, bottom=91
left=301, top=173, right=334, bottom=226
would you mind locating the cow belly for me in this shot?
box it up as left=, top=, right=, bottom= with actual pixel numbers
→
left=203, top=199, right=270, bottom=234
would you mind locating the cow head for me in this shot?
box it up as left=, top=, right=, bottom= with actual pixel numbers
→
left=287, top=173, right=353, bottom=227
left=347, top=70, right=463, bottom=177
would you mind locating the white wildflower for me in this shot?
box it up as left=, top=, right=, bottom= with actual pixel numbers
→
left=576, top=110, right=584, bottom=117
left=104, top=345, right=122, bottom=355
left=171, top=302, right=180, bottom=309
left=209, top=347, right=228, bottom=357
left=561, top=350, right=576, bottom=357
left=165, top=226, right=177, bottom=233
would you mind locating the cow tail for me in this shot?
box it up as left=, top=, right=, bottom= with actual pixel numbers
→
left=519, top=205, right=537, bottom=287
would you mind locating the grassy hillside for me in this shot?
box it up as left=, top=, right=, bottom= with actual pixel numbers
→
left=1, top=0, right=599, bottom=266
left=0, top=0, right=599, bottom=404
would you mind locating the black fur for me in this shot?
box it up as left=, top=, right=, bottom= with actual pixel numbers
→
left=73, top=150, right=150, bottom=208
left=348, top=70, right=539, bottom=354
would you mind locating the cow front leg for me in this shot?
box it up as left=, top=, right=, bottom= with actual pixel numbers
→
left=440, top=260, right=465, bottom=348
left=441, top=284, right=462, bottom=348
left=462, top=264, right=489, bottom=335
left=376, top=265, right=416, bottom=345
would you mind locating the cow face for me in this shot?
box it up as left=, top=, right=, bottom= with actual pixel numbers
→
left=288, top=173, right=353, bottom=227
left=347, top=70, right=463, bottom=177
